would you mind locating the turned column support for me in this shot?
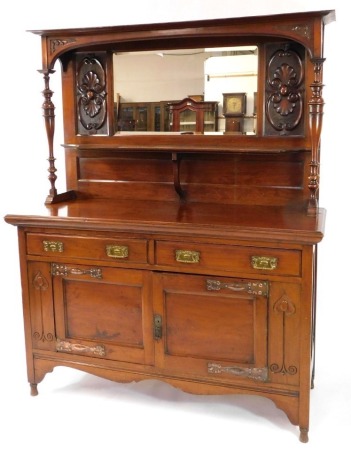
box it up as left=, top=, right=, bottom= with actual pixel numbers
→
left=39, top=69, right=76, bottom=205
left=308, top=58, right=325, bottom=215
left=39, top=69, right=57, bottom=203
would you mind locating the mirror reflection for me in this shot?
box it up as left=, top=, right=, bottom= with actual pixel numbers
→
left=113, top=46, right=258, bottom=135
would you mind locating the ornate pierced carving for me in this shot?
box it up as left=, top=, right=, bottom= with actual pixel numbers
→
left=32, top=272, right=54, bottom=343
left=266, top=45, right=304, bottom=135
left=77, top=56, right=107, bottom=134
left=270, top=293, right=297, bottom=376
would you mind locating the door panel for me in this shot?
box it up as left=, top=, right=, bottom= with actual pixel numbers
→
left=154, top=273, right=268, bottom=383
left=165, top=292, right=255, bottom=363
left=53, top=264, right=153, bottom=365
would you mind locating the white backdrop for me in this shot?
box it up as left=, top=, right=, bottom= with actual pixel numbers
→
left=1, top=1, right=348, bottom=469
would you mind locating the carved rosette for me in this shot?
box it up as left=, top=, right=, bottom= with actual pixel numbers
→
left=266, top=45, right=304, bottom=135
left=77, top=56, right=107, bottom=134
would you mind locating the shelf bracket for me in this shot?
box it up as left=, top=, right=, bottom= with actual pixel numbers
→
left=172, top=152, right=186, bottom=200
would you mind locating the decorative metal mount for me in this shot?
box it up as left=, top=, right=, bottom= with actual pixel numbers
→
left=56, top=339, right=106, bottom=357
left=51, top=263, right=102, bottom=279
left=206, top=279, right=268, bottom=297
left=208, top=363, right=268, bottom=382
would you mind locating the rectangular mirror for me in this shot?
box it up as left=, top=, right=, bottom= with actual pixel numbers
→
left=113, top=46, right=258, bottom=135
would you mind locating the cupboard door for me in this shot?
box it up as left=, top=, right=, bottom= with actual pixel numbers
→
left=52, top=264, right=154, bottom=365
left=153, top=273, right=269, bottom=383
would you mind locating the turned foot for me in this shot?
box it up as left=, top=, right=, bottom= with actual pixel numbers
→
left=299, top=427, right=309, bottom=443
left=30, top=383, right=38, bottom=396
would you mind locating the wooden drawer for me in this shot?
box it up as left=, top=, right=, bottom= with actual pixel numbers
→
left=26, top=233, right=148, bottom=264
left=155, top=241, right=301, bottom=276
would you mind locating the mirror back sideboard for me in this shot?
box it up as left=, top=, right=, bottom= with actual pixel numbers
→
left=4, top=10, right=335, bottom=443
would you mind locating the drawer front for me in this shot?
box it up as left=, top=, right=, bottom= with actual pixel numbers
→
left=27, top=233, right=148, bottom=264
left=155, top=241, right=301, bottom=276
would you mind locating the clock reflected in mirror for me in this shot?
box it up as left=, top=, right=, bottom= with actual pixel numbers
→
left=223, top=92, right=246, bottom=116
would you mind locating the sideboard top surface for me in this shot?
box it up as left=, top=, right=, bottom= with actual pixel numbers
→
left=5, top=199, right=326, bottom=244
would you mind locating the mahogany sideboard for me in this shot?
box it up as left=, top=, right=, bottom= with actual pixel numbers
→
left=4, top=10, right=335, bottom=442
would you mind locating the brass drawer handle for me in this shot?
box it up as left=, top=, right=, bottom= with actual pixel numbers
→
left=43, top=240, right=64, bottom=252
left=106, top=245, right=129, bottom=259
left=175, top=249, right=200, bottom=264
left=251, top=256, right=278, bottom=271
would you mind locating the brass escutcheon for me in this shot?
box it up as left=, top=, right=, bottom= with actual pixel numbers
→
left=43, top=240, right=64, bottom=252
left=106, top=245, right=129, bottom=259
left=175, top=249, right=200, bottom=264
left=251, top=255, right=278, bottom=270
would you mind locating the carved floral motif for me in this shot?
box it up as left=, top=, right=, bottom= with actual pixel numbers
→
left=266, top=47, right=304, bottom=135
left=77, top=57, right=107, bottom=133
